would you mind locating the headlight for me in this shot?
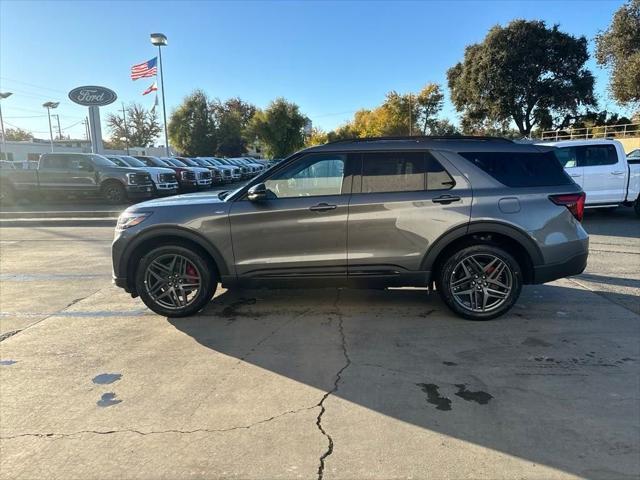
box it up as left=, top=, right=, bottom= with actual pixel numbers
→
left=126, top=173, right=137, bottom=185
left=180, top=170, right=190, bottom=180
left=116, top=212, right=151, bottom=231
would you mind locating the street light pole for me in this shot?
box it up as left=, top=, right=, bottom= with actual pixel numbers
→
left=121, top=103, right=130, bottom=155
left=0, top=92, right=13, bottom=160
left=53, top=114, right=62, bottom=140
left=150, top=33, right=170, bottom=156
left=42, top=102, right=59, bottom=152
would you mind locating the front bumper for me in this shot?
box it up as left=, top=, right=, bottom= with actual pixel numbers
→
left=197, top=178, right=213, bottom=188
left=125, top=184, right=154, bottom=198
left=155, top=183, right=179, bottom=195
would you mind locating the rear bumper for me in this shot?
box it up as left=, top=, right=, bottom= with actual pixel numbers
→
left=532, top=251, right=588, bottom=284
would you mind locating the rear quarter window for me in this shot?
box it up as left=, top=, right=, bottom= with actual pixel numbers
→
left=459, top=151, right=573, bottom=188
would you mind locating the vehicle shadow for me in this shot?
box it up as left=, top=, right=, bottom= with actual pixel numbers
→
left=582, top=208, right=640, bottom=239
left=168, top=284, right=640, bottom=479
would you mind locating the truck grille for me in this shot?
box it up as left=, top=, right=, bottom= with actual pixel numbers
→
left=223, top=170, right=231, bottom=177
left=199, top=171, right=211, bottom=180
left=159, top=173, right=176, bottom=183
left=183, top=171, right=197, bottom=181
left=233, top=168, right=240, bottom=175
left=130, top=173, right=152, bottom=185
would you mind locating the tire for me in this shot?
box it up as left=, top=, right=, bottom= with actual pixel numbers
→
left=135, top=245, right=217, bottom=317
left=0, top=182, right=16, bottom=206
left=635, top=198, right=640, bottom=218
left=437, top=245, right=523, bottom=321
left=101, top=181, right=127, bottom=204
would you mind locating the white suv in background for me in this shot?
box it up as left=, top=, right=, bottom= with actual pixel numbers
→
left=538, top=139, right=640, bottom=216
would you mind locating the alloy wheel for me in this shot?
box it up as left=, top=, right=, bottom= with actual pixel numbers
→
left=144, top=253, right=202, bottom=310
left=449, top=253, right=513, bottom=313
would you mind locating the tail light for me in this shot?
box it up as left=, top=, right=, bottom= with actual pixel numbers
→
left=549, top=192, right=586, bottom=222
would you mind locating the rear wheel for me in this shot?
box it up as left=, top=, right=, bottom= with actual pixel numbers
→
left=135, top=245, right=217, bottom=317
left=102, top=181, right=127, bottom=204
left=0, top=182, right=15, bottom=206
left=437, top=245, right=522, bottom=321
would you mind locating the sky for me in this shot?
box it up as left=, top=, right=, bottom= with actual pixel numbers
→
left=0, top=0, right=632, bottom=142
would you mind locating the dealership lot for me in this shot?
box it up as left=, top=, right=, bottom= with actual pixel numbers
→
left=0, top=210, right=638, bottom=479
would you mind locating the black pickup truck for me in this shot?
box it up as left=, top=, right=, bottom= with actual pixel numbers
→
left=0, top=153, right=155, bottom=205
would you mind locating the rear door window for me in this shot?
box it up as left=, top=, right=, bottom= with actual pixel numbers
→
left=361, top=151, right=425, bottom=193
left=459, top=150, right=573, bottom=187
left=580, top=145, right=618, bottom=167
left=41, top=154, right=70, bottom=169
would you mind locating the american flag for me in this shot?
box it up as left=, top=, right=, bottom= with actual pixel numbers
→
left=130, top=57, right=157, bottom=80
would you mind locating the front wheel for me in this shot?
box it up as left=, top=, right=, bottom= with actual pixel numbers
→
left=102, top=182, right=127, bottom=204
left=135, top=245, right=217, bottom=317
left=437, top=245, right=522, bottom=321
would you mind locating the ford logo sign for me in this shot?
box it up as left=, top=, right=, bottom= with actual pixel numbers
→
left=68, top=86, right=117, bottom=107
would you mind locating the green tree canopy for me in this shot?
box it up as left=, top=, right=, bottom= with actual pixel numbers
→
left=168, top=90, right=216, bottom=156
left=596, top=0, right=640, bottom=107
left=248, top=98, right=308, bottom=158
left=107, top=103, right=161, bottom=148
left=212, top=97, right=256, bottom=157
left=447, top=19, right=597, bottom=136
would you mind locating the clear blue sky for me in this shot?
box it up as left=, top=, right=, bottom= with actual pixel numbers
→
left=0, top=0, right=631, bottom=141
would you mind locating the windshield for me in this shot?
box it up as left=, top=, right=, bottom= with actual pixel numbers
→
left=163, top=157, right=187, bottom=167
left=178, top=157, right=198, bottom=167
left=120, top=156, right=147, bottom=168
left=90, top=154, right=117, bottom=167
left=107, top=156, right=128, bottom=167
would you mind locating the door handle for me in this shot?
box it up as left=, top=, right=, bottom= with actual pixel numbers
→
left=432, top=194, right=461, bottom=205
left=610, top=171, right=625, bottom=175
left=309, top=203, right=337, bottom=212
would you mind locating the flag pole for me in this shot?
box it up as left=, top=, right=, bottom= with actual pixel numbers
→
left=157, top=46, right=169, bottom=156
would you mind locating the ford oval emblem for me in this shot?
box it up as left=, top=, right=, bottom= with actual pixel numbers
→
left=68, top=86, right=117, bottom=107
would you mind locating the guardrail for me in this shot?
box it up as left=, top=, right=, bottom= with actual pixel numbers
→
left=540, top=122, right=640, bottom=140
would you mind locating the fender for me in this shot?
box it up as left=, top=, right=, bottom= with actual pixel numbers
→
left=420, top=220, right=544, bottom=271
left=120, top=225, right=230, bottom=277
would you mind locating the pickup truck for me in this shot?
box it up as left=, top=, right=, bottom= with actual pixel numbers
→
left=0, top=152, right=154, bottom=205
left=537, top=139, right=640, bottom=216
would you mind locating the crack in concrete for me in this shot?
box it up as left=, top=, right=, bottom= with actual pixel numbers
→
left=0, top=329, right=22, bottom=342
left=0, top=405, right=317, bottom=440
left=315, top=290, right=351, bottom=480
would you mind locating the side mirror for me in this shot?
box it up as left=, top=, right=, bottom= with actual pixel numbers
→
left=247, top=183, right=268, bottom=202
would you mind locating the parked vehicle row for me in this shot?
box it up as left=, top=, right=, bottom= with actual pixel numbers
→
left=0, top=152, right=268, bottom=205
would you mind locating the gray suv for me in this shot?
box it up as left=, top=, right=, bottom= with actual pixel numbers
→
left=112, top=136, right=588, bottom=320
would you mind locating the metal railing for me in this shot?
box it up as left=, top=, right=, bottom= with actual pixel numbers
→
left=540, top=122, right=640, bottom=140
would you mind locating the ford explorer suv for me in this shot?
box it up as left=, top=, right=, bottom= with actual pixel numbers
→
left=1, top=152, right=153, bottom=205
left=106, top=155, right=178, bottom=196
left=112, top=136, right=588, bottom=321
left=537, top=139, right=640, bottom=216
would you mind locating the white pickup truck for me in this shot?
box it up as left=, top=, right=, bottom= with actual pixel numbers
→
left=537, top=139, right=640, bottom=216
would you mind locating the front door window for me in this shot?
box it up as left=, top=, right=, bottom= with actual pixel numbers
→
left=264, top=154, right=346, bottom=198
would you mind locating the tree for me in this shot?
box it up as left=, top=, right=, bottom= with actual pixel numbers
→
left=168, top=90, right=216, bottom=156
left=248, top=98, right=308, bottom=158
left=3, top=127, right=33, bottom=141
left=416, top=83, right=445, bottom=134
left=211, top=97, right=256, bottom=157
left=447, top=20, right=597, bottom=136
left=596, top=0, right=640, bottom=107
left=107, top=103, right=161, bottom=148
left=305, top=127, right=329, bottom=147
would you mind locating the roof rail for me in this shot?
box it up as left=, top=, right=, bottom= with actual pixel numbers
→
left=325, top=135, right=513, bottom=145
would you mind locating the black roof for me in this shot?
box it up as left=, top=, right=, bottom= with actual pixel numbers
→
left=304, top=136, right=545, bottom=153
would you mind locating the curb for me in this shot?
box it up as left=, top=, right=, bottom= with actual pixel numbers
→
left=0, top=218, right=118, bottom=227
left=0, top=210, right=122, bottom=219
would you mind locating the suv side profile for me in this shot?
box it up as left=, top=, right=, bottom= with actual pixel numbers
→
left=112, top=137, right=589, bottom=321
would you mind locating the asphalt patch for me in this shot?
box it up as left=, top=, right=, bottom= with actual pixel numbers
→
left=92, top=373, right=122, bottom=385
left=416, top=383, right=452, bottom=411
left=97, top=392, right=122, bottom=407
left=454, top=384, right=493, bottom=405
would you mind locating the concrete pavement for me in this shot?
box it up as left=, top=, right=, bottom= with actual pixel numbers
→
left=0, top=209, right=638, bottom=479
